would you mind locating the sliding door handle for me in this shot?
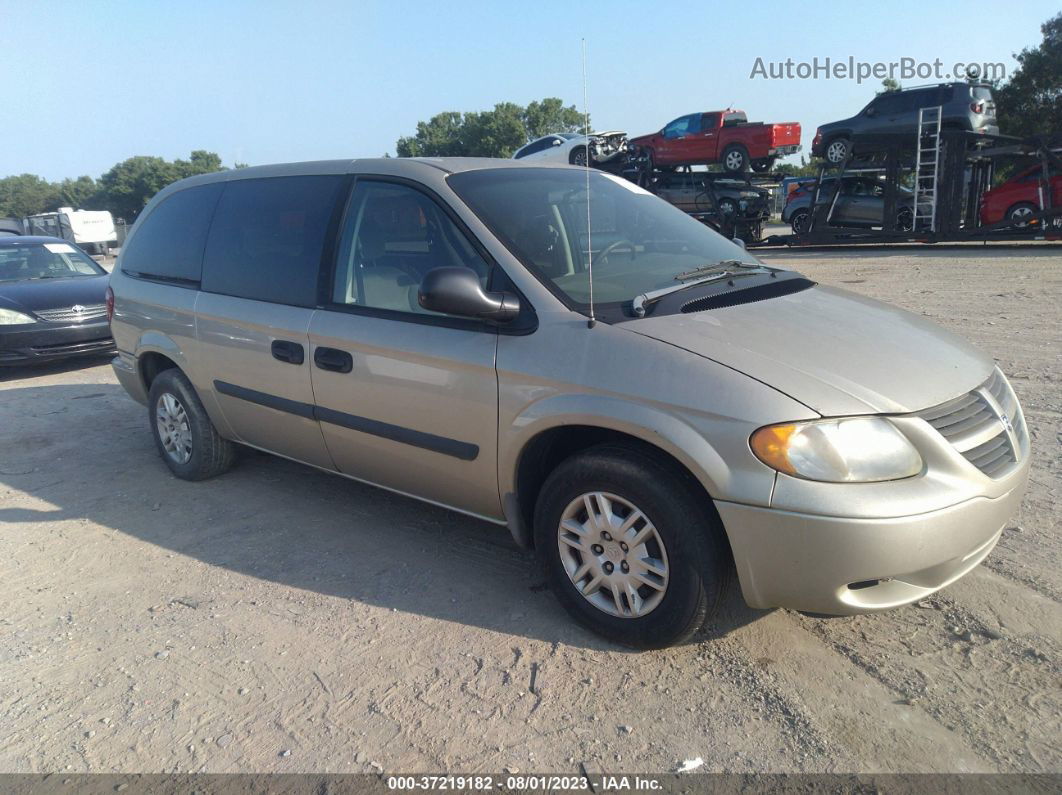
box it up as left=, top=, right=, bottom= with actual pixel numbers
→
left=314, top=346, right=353, bottom=373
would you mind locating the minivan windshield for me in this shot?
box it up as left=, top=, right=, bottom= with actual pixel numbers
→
left=447, top=168, right=757, bottom=307
left=0, top=242, right=105, bottom=282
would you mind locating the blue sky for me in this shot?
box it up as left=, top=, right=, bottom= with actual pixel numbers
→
left=3, top=0, right=1056, bottom=181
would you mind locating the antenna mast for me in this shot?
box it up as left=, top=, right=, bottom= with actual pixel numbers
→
left=582, top=38, right=596, bottom=329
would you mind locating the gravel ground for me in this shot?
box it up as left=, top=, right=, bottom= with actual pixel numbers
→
left=0, top=244, right=1058, bottom=775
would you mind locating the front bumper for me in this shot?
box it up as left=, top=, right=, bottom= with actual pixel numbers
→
left=715, top=465, right=1028, bottom=615
left=0, top=320, right=115, bottom=365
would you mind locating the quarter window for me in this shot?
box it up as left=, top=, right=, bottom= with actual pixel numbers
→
left=120, top=183, right=223, bottom=283
left=201, top=175, right=345, bottom=307
left=331, top=181, right=491, bottom=316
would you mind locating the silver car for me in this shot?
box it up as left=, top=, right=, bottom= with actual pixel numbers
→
left=108, top=158, right=1030, bottom=648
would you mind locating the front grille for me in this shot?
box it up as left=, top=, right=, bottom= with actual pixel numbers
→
left=918, top=367, right=1027, bottom=478
left=34, top=303, right=107, bottom=323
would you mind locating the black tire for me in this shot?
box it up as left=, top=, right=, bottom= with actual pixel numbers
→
left=790, top=208, right=811, bottom=235
left=721, top=145, right=749, bottom=173
left=751, top=158, right=774, bottom=173
left=824, top=137, right=850, bottom=165
left=533, top=444, right=730, bottom=649
left=896, top=206, right=914, bottom=232
left=1006, top=202, right=1038, bottom=228
left=569, top=146, right=588, bottom=167
left=148, top=368, right=236, bottom=481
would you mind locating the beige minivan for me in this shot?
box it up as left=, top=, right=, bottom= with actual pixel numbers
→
left=108, top=158, right=1030, bottom=648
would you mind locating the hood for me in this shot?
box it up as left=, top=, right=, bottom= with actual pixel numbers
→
left=628, top=132, right=658, bottom=147
left=627, top=284, right=993, bottom=416
left=0, top=274, right=110, bottom=316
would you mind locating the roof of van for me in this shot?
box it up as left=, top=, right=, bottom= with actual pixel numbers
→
left=144, top=157, right=586, bottom=215
left=183, top=157, right=550, bottom=184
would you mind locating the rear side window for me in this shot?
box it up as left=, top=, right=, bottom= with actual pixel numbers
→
left=120, top=183, right=223, bottom=283
left=201, top=175, right=344, bottom=307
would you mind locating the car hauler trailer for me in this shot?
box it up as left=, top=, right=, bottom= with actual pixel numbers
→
left=756, top=109, right=1061, bottom=246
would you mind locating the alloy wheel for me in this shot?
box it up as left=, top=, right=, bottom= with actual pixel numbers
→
left=826, top=141, right=847, bottom=163
left=556, top=491, right=669, bottom=618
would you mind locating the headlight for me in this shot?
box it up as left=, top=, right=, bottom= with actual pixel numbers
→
left=0, top=308, right=36, bottom=325
left=750, top=417, right=922, bottom=483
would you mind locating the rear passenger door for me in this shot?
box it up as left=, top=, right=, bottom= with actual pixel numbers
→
left=195, top=174, right=348, bottom=469
left=307, top=178, right=503, bottom=520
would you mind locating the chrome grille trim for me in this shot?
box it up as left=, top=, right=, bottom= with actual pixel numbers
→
left=918, top=367, right=1026, bottom=479
left=34, top=303, right=107, bottom=323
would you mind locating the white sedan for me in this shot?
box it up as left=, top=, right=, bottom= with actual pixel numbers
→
left=513, top=131, right=627, bottom=167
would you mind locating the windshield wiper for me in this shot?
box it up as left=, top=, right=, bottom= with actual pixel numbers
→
left=673, top=259, right=762, bottom=281
left=632, top=262, right=769, bottom=317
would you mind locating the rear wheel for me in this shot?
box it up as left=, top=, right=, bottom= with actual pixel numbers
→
left=824, top=137, right=851, bottom=164
left=149, top=369, right=236, bottom=481
left=1007, top=202, right=1037, bottom=227
left=751, top=158, right=775, bottom=173
left=534, top=444, right=730, bottom=649
left=722, top=145, right=749, bottom=173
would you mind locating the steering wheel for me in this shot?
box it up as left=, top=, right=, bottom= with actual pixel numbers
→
left=597, top=239, right=637, bottom=264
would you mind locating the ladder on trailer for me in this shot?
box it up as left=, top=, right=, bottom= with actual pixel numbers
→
left=914, top=106, right=942, bottom=232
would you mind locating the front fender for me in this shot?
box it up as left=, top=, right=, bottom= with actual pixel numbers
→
left=500, top=393, right=734, bottom=503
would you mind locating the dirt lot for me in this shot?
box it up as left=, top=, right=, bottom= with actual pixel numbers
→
left=1, top=245, right=1059, bottom=775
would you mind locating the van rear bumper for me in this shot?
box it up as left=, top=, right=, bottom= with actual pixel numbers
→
left=112, top=351, right=148, bottom=405
left=715, top=474, right=1026, bottom=614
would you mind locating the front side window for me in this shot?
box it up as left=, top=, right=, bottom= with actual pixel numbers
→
left=331, top=180, right=490, bottom=316
left=662, top=115, right=697, bottom=139
left=448, top=168, right=753, bottom=308
left=201, top=175, right=345, bottom=307
left=0, top=243, right=104, bottom=282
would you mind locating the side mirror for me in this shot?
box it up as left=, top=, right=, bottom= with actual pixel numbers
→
left=551, top=139, right=562, bottom=146
left=864, top=106, right=877, bottom=117
left=732, top=237, right=747, bottom=250
left=418, top=267, right=520, bottom=322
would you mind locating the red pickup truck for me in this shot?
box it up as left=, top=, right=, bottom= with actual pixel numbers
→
left=629, top=110, right=801, bottom=173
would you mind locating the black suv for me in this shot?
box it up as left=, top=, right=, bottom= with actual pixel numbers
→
left=812, top=83, right=999, bottom=164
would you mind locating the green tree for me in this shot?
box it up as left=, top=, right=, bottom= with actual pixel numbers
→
left=523, top=97, right=586, bottom=139
left=995, top=12, right=1062, bottom=140
left=878, top=77, right=902, bottom=94
left=396, top=98, right=588, bottom=158
left=96, top=151, right=227, bottom=220
left=0, top=174, right=59, bottom=217
left=51, top=176, right=99, bottom=210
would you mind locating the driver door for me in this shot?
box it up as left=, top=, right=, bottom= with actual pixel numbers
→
left=306, top=178, right=503, bottom=520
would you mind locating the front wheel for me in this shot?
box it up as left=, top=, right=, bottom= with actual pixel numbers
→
left=790, top=208, right=811, bottom=235
left=534, top=444, right=730, bottom=649
left=149, top=368, right=236, bottom=481
left=751, top=158, right=775, bottom=173
left=569, top=146, right=588, bottom=167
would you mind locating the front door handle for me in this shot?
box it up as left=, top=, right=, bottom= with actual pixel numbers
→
left=314, top=346, right=353, bottom=374
left=271, top=339, right=304, bottom=365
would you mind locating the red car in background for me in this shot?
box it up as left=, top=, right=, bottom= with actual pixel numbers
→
left=980, top=165, right=1061, bottom=227
left=629, top=110, right=800, bottom=173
